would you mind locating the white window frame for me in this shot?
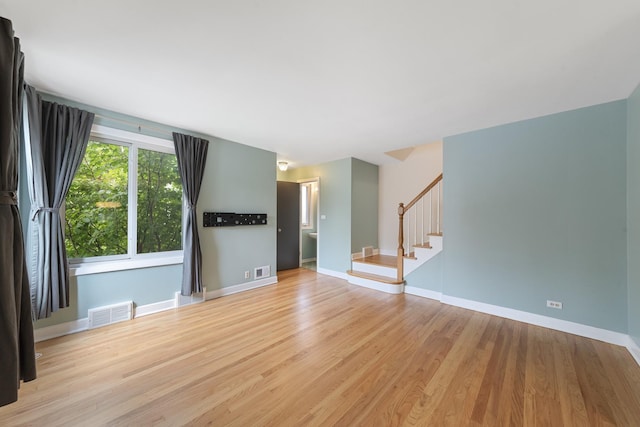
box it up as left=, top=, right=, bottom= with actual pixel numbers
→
left=69, top=125, right=184, bottom=276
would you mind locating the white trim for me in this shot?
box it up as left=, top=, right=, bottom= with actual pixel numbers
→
left=440, top=294, right=629, bottom=347
left=70, top=255, right=183, bottom=276
left=174, top=290, right=207, bottom=307
left=347, top=275, right=404, bottom=294
left=316, top=268, right=349, bottom=280
left=351, top=248, right=380, bottom=260
left=206, top=276, right=278, bottom=300
left=91, top=124, right=174, bottom=152
left=32, top=279, right=279, bottom=343
left=628, top=337, right=640, bottom=366
left=404, top=286, right=442, bottom=301
left=34, top=294, right=181, bottom=342
left=134, top=299, right=176, bottom=318
left=34, top=318, right=88, bottom=343
left=301, top=257, right=317, bottom=264
left=351, top=260, right=397, bottom=278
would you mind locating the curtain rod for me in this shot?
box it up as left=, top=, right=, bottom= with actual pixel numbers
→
left=93, top=113, right=175, bottom=137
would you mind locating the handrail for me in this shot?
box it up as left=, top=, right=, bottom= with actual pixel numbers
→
left=397, top=173, right=443, bottom=282
left=404, top=173, right=443, bottom=212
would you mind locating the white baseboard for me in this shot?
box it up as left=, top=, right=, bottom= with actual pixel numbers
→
left=379, top=249, right=396, bottom=256
left=316, top=268, right=349, bottom=280
left=301, top=257, right=317, bottom=264
left=628, top=337, right=640, bottom=366
left=34, top=279, right=277, bottom=343
left=440, top=294, right=629, bottom=347
left=205, top=276, right=278, bottom=300
left=404, top=286, right=442, bottom=301
left=34, top=318, right=88, bottom=343
left=135, top=299, right=176, bottom=318
left=34, top=295, right=179, bottom=342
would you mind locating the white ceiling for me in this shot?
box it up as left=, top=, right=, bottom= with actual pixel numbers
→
left=2, top=1, right=640, bottom=167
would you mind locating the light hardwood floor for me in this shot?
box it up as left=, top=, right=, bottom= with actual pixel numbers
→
left=2, top=268, right=640, bottom=426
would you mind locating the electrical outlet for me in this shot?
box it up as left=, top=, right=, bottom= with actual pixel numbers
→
left=547, top=300, right=563, bottom=309
left=244, top=271, right=250, bottom=279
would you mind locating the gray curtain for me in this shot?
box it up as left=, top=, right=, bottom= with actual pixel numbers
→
left=172, top=132, right=208, bottom=296
left=0, top=16, right=36, bottom=407
left=23, top=86, right=94, bottom=319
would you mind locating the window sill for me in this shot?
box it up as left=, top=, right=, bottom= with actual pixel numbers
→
left=70, top=255, right=183, bottom=277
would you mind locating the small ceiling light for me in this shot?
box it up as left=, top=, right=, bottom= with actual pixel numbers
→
left=278, top=161, right=288, bottom=171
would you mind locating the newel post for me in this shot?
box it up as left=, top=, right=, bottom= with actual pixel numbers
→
left=397, top=203, right=405, bottom=282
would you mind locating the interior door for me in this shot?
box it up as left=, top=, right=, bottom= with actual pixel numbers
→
left=277, top=181, right=300, bottom=271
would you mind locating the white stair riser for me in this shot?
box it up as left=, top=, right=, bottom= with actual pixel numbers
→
left=348, top=275, right=404, bottom=294
left=351, top=261, right=397, bottom=278
left=404, top=235, right=443, bottom=275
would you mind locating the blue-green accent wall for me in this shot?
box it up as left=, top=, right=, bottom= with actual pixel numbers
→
left=405, top=252, right=443, bottom=292
left=279, top=159, right=353, bottom=273
left=199, top=138, right=276, bottom=290
left=32, top=266, right=181, bottom=328
left=28, top=94, right=276, bottom=329
left=628, top=83, right=640, bottom=346
left=351, top=158, right=379, bottom=252
left=443, top=100, right=628, bottom=332
left=279, top=157, right=378, bottom=274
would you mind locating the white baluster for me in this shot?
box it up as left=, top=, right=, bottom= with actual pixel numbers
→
left=436, top=183, right=440, bottom=234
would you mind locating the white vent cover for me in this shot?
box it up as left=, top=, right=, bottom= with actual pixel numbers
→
left=254, top=265, right=270, bottom=279
left=362, top=246, right=374, bottom=257
left=88, top=301, right=133, bottom=329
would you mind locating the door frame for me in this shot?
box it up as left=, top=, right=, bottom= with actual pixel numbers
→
left=297, top=177, right=320, bottom=268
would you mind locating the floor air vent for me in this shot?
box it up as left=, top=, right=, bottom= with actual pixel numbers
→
left=88, top=301, right=133, bottom=329
left=254, top=265, right=270, bottom=279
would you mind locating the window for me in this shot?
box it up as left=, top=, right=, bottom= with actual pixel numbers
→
left=65, top=126, right=183, bottom=273
left=300, top=182, right=313, bottom=229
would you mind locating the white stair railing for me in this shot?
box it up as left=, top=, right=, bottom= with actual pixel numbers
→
left=397, top=173, right=443, bottom=281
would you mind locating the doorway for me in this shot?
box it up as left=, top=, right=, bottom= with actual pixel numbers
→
left=298, top=178, right=319, bottom=271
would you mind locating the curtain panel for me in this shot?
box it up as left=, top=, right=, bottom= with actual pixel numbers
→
left=23, top=86, right=94, bottom=320
left=172, top=132, right=209, bottom=296
left=0, top=16, right=36, bottom=407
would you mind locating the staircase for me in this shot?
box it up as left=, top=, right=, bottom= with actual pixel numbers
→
left=347, top=174, right=443, bottom=294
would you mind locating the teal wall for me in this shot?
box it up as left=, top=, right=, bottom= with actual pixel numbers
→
left=405, top=252, right=443, bottom=292
left=351, top=158, right=379, bottom=252
left=32, top=266, right=181, bottom=328
left=443, top=100, right=628, bottom=332
left=279, top=158, right=353, bottom=273
left=199, top=139, right=276, bottom=290
left=279, top=158, right=378, bottom=274
left=628, top=83, right=640, bottom=346
left=301, top=229, right=317, bottom=260
left=29, top=94, right=276, bottom=329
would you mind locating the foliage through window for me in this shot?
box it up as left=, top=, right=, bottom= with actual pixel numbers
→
left=65, top=136, right=183, bottom=261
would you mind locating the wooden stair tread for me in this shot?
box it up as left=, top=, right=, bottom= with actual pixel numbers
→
left=347, top=270, right=404, bottom=285
left=353, top=254, right=397, bottom=268
left=428, top=232, right=443, bottom=237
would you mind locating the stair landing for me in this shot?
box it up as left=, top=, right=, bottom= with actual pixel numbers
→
left=355, top=254, right=397, bottom=268
left=348, top=254, right=404, bottom=293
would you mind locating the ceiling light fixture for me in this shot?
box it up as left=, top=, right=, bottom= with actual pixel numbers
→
left=278, top=161, right=288, bottom=171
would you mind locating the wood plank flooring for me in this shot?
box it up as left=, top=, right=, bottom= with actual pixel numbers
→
left=2, top=268, right=640, bottom=426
